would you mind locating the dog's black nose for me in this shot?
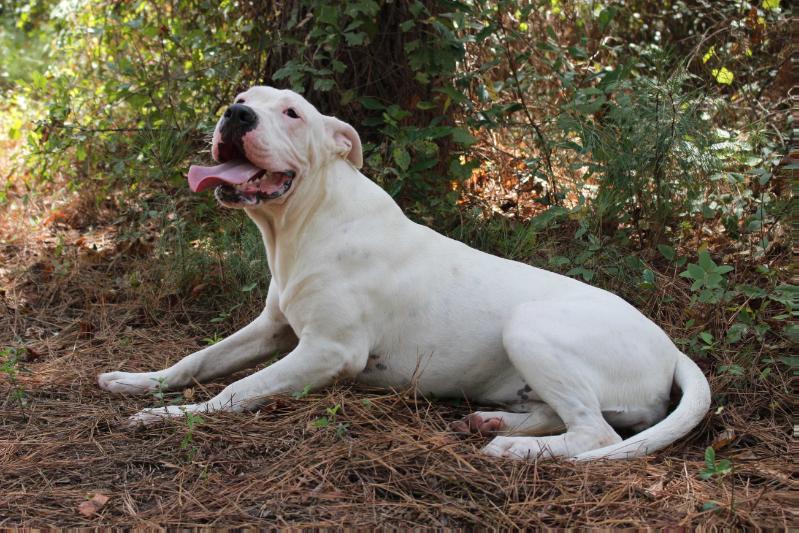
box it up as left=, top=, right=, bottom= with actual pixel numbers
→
left=220, top=104, right=258, bottom=143
left=223, top=104, right=257, bottom=126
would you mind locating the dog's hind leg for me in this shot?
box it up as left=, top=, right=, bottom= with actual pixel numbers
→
left=482, top=301, right=623, bottom=459
left=98, top=280, right=297, bottom=394
left=452, top=404, right=565, bottom=436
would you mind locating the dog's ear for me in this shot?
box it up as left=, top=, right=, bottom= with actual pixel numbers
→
left=325, top=116, right=363, bottom=169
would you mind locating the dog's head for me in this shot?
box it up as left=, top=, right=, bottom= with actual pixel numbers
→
left=188, top=86, right=362, bottom=209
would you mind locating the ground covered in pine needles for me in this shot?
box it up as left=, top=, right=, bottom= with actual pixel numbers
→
left=0, top=184, right=794, bottom=529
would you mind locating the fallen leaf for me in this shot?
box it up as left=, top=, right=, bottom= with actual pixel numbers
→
left=711, top=429, right=736, bottom=450
left=78, top=493, right=109, bottom=517
left=41, top=209, right=68, bottom=226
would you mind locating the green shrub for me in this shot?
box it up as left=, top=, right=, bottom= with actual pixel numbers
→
left=556, top=70, right=720, bottom=241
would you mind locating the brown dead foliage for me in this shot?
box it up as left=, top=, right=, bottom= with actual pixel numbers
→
left=0, top=185, right=794, bottom=528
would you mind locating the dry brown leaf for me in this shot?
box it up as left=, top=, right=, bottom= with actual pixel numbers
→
left=41, top=209, right=68, bottom=226
left=78, top=493, right=109, bottom=517
left=711, top=429, right=737, bottom=451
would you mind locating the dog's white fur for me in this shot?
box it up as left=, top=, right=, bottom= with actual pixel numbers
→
left=98, top=86, right=710, bottom=460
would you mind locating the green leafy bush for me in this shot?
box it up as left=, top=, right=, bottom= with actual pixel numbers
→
left=557, top=71, right=720, bottom=240
left=1, top=1, right=791, bottom=371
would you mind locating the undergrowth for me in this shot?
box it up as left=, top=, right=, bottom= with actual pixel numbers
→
left=1, top=0, right=793, bottom=396
left=0, top=0, right=793, bottom=440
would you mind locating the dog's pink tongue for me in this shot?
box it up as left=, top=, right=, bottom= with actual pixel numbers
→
left=187, top=160, right=263, bottom=192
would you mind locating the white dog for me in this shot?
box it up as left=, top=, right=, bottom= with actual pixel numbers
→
left=98, top=86, right=710, bottom=460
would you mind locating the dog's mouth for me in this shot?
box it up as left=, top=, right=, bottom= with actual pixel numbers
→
left=187, top=142, right=295, bottom=206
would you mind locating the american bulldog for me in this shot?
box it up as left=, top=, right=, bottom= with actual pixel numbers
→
left=98, top=86, right=710, bottom=460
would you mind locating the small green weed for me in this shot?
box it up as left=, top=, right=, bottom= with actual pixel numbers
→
left=699, top=446, right=734, bottom=513
left=292, top=385, right=312, bottom=399
left=312, top=403, right=341, bottom=428
left=334, top=422, right=350, bottom=439
left=151, top=377, right=184, bottom=407
left=180, top=410, right=204, bottom=462
left=240, top=281, right=258, bottom=293
left=0, top=347, right=28, bottom=409
left=680, top=249, right=734, bottom=304
left=701, top=501, right=722, bottom=512
left=202, top=333, right=223, bottom=345
left=718, top=364, right=744, bottom=377
left=699, top=446, right=732, bottom=480
left=210, top=303, right=243, bottom=324
left=312, top=403, right=349, bottom=438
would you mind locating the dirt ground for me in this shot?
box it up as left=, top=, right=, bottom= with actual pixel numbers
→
left=0, top=188, right=794, bottom=528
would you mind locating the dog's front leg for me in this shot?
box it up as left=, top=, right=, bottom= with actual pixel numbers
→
left=128, top=333, right=368, bottom=425
left=99, top=281, right=296, bottom=394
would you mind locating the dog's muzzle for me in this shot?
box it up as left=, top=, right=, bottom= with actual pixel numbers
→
left=186, top=104, right=295, bottom=205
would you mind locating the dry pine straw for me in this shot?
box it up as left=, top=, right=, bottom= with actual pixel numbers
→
left=0, top=193, right=795, bottom=528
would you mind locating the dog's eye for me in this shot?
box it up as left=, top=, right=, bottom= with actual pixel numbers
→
left=235, top=98, right=245, bottom=104
left=285, top=108, right=300, bottom=119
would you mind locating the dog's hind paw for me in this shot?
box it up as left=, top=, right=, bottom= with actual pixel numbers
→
left=98, top=371, right=160, bottom=394
left=451, top=413, right=504, bottom=436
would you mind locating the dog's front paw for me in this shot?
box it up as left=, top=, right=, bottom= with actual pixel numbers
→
left=98, top=371, right=159, bottom=394
left=482, top=436, right=545, bottom=460
left=127, top=405, right=185, bottom=427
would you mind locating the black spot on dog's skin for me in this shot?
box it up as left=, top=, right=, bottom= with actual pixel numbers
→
left=516, top=384, right=532, bottom=400
left=363, top=355, right=383, bottom=373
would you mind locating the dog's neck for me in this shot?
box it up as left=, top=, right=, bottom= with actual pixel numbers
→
left=245, top=158, right=403, bottom=290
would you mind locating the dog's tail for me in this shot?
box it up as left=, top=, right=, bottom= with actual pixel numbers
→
left=575, top=351, right=711, bottom=460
